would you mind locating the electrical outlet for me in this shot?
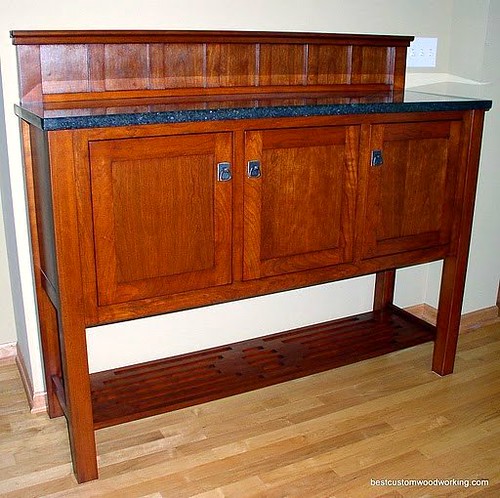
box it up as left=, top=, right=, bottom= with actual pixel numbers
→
left=407, top=37, right=438, bottom=68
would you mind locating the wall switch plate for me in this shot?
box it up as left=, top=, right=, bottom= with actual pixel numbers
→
left=407, top=37, right=438, bottom=68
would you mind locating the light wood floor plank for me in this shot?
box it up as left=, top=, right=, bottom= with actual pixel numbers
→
left=0, top=321, right=498, bottom=497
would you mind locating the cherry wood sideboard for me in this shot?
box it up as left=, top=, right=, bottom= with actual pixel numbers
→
left=11, top=30, right=492, bottom=482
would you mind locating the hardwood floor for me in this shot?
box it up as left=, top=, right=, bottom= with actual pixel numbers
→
left=1, top=321, right=499, bottom=497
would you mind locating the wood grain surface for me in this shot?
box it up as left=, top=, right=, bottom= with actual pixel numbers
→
left=1, top=320, right=498, bottom=497
left=11, top=30, right=412, bottom=103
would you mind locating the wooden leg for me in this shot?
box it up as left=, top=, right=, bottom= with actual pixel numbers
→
left=35, top=278, right=98, bottom=483
left=22, top=121, right=64, bottom=419
left=374, top=269, right=396, bottom=311
left=432, top=256, right=467, bottom=376
left=36, top=281, right=64, bottom=418
left=433, top=110, right=486, bottom=376
left=47, top=131, right=98, bottom=483
left=56, top=313, right=98, bottom=483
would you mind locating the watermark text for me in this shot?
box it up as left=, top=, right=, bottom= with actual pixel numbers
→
left=371, top=478, right=489, bottom=488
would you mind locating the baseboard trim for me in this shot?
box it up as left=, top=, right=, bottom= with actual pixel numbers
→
left=0, top=342, right=17, bottom=364
left=15, top=344, right=47, bottom=414
left=405, top=303, right=500, bottom=331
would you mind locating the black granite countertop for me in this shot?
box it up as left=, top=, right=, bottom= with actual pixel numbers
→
left=15, top=90, right=493, bottom=131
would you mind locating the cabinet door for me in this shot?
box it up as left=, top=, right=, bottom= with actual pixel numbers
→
left=89, top=133, right=232, bottom=306
left=362, top=120, right=462, bottom=259
left=243, top=126, right=358, bottom=280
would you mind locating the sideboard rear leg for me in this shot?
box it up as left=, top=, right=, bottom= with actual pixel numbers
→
left=373, top=269, right=396, bottom=311
left=36, top=286, right=65, bottom=418
left=21, top=121, right=64, bottom=418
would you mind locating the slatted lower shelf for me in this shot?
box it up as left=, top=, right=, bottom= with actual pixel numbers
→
left=91, top=305, right=436, bottom=429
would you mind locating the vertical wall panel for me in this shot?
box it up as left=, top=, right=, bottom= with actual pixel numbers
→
left=16, top=45, right=43, bottom=102
left=206, top=44, right=257, bottom=87
left=351, top=46, right=394, bottom=85
left=307, top=45, right=352, bottom=85
left=157, top=43, right=205, bottom=89
left=149, top=44, right=167, bottom=90
left=88, top=44, right=106, bottom=92
left=40, top=45, right=89, bottom=94
left=259, top=44, right=306, bottom=86
left=103, top=44, right=150, bottom=91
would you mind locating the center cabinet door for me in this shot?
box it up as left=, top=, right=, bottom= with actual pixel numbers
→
left=243, top=126, right=359, bottom=280
left=89, top=133, right=232, bottom=306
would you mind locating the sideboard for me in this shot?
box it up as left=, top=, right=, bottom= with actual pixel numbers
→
left=11, top=30, right=492, bottom=482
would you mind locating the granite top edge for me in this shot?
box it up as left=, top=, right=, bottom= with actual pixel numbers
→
left=15, top=97, right=493, bottom=132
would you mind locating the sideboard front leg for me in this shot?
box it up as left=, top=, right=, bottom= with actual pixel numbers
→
left=48, top=131, right=98, bottom=483
left=432, top=256, right=465, bottom=375
left=58, top=319, right=98, bottom=483
left=433, top=110, right=485, bottom=376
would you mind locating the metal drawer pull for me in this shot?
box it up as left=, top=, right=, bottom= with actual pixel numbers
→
left=371, top=149, right=384, bottom=167
left=217, top=162, right=232, bottom=182
left=247, top=160, right=262, bottom=178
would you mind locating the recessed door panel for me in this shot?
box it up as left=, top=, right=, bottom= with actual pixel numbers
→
left=243, top=126, right=358, bottom=280
left=90, top=133, right=232, bottom=305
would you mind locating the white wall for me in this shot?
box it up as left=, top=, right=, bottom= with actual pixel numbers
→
left=454, top=0, right=500, bottom=313
left=0, top=61, right=18, bottom=346
left=0, top=1, right=497, bottom=386
left=0, top=195, right=16, bottom=345
left=408, top=0, right=500, bottom=313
